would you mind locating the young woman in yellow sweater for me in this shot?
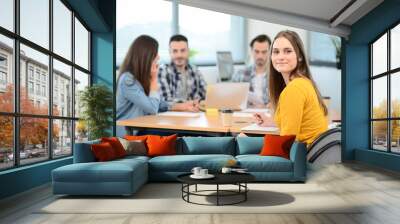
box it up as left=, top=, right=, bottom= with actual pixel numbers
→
left=254, top=30, right=328, bottom=146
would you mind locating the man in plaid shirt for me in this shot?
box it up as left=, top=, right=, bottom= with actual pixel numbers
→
left=231, top=34, right=271, bottom=108
left=158, top=34, right=207, bottom=112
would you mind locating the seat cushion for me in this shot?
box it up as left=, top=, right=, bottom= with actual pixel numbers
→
left=149, top=154, right=235, bottom=172
left=236, top=137, right=263, bottom=155
left=236, top=155, right=293, bottom=172
left=177, top=137, right=235, bottom=155
left=113, top=155, right=150, bottom=166
left=52, top=158, right=147, bottom=183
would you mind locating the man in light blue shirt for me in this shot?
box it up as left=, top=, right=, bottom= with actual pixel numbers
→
left=232, top=34, right=271, bottom=108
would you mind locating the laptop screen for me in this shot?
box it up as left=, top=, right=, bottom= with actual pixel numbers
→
left=205, top=82, right=249, bottom=110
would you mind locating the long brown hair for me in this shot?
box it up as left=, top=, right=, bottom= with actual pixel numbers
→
left=119, top=35, right=158, bottom=95
left=268, top=30, right=328, bottom=116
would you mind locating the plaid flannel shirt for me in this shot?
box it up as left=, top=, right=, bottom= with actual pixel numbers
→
left=158, top=62, right=207, bottom=103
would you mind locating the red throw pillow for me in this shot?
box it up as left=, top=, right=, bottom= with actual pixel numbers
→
left=260, top=134, right=296, bottom=159
left=124, top=135, right=150, bottom=141
left=101, top=137, right=126, bottom=158
left=146, top=134, right=177, bottom=157
left=91, top=142, right=117, bottom=161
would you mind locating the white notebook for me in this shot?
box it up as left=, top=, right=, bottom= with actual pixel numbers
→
left=158, top=112, right=201, bottom=118
left=233, top=112, right=254, bottom=118
left=241, top=123, right=279, bottom=132
left=241, top=108, right=270, bottom=114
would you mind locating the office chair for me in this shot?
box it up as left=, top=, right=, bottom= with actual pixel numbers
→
left=307, top=127, right=342, bottom=165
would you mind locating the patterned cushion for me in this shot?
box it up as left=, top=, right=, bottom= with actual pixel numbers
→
left=118, top=138, right=147, bottom=156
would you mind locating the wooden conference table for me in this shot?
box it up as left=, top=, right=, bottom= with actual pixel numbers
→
left=117, top=112, right=278, bottom=136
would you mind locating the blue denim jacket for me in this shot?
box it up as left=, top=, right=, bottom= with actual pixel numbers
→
left=116, top=72, right=168, bottom=137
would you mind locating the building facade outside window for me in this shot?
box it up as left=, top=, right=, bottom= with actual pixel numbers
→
left=0, top=0, right=91, bottom=170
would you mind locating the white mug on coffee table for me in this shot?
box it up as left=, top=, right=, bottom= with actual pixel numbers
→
left=191, top=167, right=202, bottom=176
left=221, top=167, right=232, bottom=173
left=199, top=169, right=208, bottom=176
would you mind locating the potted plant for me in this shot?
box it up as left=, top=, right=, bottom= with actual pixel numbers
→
left=79, top=84, right=113, bottom=140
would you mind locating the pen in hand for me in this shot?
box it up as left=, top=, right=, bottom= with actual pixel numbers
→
left=253, top=113, right=264, bottom=125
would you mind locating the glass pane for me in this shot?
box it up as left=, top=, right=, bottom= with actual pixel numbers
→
left=391, top=120, right=400, bottom=153
left=0, top=34, right=14, bottom=112
left=372, top=77, right=387, bottom=119
left=0, top=0, right=14, bottom=31
left=372, top=121, right=388, bottom=151
left=53, top=119, right=72, bottom=157
left=75, top=120, right=88, bottom=143
left=0, top=116, right=13, bottom=170
left=392, top=72, right=400, bottom=118
left=372, top=33, right=387, bottom=76
left=53, top=59, right=72, bottom=117
left=20, top=0, right=49, bottom=49
left=391, top=24, right=400, bottom=70
left=309, top=32, right=340, bottom=63
left=20, top=44, right=49, bottom=115
left=74, top=69, right=89, bottom=118
left=75, top=18, right=89, bottom=70
left=20, top=117, right=49, bottom=165
left=179, top=5, right=245, bottom=64
left=53, top=0, right=72, bottom=60
left=116, top=0, right=172, bottom=65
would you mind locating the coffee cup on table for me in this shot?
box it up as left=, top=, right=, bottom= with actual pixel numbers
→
left=191, top=167, right=202, bottom=176
left=200, top=169, right=209, bottom=176
left=221, top=109, right=234, bottom=127
left=221, top=167, right=232, bottom=174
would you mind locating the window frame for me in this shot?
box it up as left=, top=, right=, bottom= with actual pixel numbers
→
left=0, top=0, right=91, bottom=171
left=370, top=20, right=400, bottom=154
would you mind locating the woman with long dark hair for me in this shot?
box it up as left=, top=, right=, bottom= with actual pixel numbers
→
left=254, top=30, right=328, bottom=145
left=116, top=35, right=167, bottom=137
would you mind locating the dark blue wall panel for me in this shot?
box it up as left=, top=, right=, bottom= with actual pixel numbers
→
left=0, top=158, right=72, bottom=199
left=355, top=149, right=400, bottom=172
left=344, top=0, right=400, bottom=171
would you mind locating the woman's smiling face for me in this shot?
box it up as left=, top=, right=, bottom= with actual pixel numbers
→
left=271, top=37, right=298, bottom=75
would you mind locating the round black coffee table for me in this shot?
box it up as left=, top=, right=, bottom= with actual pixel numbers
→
left=177, top=173, right=255, bottom=206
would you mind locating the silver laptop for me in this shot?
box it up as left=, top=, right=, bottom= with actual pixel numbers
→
left=204, top=83, right=249, bottom=110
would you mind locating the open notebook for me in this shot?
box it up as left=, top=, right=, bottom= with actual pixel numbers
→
left=241, top=123, right=279, bottom=132
left=158, top=112, right=201, bottom=118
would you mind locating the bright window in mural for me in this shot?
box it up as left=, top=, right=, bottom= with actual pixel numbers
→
left=116, top=0, right=245, bottom=66
left=370, top=23, right=400, bottom=153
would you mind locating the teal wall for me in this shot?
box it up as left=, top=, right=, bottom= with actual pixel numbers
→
left=0, top=0, right=116, bottom=200
left=89, top=0, right=116, bottom=135
left=91, top=33, right=115, bottom=135
left=92, top=32, right=114, bottom=93
left=355, top=149, right=400, bottom=172
left=0, top=158, right=72, bottom=199
left=344, top=0, right=400, bottom=171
